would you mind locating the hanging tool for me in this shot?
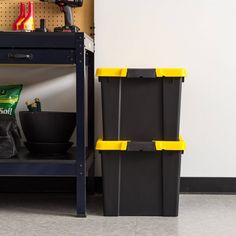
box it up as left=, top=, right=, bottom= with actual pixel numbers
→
left=40, top=0, right=83, bottom=32
left=35, top=19, right=48, bottom=32
left=12, top=2, right=26, bottom=31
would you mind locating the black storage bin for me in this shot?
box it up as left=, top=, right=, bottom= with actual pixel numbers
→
left=96, top=68, right=187, bottom=216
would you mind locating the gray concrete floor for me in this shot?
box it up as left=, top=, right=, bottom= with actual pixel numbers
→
left=0, top=194, right=235, bottom=236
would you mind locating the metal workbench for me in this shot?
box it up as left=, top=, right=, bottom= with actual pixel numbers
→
left=0, top=32, right=95, bottom=217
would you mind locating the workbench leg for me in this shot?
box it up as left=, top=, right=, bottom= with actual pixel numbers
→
left=76, top=34, right=86, bottom=217
left=87, top=51, right=95, bottom=195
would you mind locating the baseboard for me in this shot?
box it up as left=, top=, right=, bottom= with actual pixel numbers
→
left=180, top=177, right=236, bottom=193
left=0, top=177, right=235, bottom=193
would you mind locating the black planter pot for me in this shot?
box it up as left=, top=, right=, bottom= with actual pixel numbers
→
left=19, top=111, right=76, bottom=143
left=24, top=142, right=73, bottom=156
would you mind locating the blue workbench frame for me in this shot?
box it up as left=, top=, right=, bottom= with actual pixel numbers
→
left=0, top=32, right=95, bottom=217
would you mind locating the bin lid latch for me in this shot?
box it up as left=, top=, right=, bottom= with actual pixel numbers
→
left=127, top=141, right=156, bottom=151
left=127, top=69, right=156, bottom=79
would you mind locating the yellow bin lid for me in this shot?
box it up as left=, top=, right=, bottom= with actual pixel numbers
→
left=96, top=68, right=187, bottom=78
left=96, top=137, right=186, bottom=151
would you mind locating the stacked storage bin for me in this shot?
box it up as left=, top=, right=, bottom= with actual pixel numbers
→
left=96, top=68, right=187, bottom=216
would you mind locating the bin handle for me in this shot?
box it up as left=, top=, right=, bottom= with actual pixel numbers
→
left=96, top=139, right=128, bottom=151
left=154, top=136, right=186, bottom=151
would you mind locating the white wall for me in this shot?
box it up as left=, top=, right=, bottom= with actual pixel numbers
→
left=95, top=0, right=236, bottom=177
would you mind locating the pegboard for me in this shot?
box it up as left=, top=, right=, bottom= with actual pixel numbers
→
left=0, top=0, right=94, bottom=36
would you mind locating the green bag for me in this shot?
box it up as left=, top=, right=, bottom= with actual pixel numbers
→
left=0, top=85, right=23, bottom=116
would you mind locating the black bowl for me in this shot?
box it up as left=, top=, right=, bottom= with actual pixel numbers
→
left=24, top=142, right=73, bottom=156
left=19, top=111, right=76, bottom=143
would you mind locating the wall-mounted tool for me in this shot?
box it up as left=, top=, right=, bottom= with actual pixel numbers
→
left=40, top=0, right=83, bottom=32
left=20, top=1, right=35, bottom=31
left=12, top=2, right=26, bottom=31
left=35, top=19, right=48, bottom=32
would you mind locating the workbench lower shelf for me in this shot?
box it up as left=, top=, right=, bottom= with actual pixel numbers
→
left=0, top=147, right=94, bottom=177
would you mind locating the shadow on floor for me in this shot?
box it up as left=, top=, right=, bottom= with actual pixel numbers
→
left=0, top=193, right=103, bottom=217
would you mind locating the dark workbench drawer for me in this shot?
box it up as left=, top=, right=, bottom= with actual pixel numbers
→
left=0, top=49, right=75, bottom=64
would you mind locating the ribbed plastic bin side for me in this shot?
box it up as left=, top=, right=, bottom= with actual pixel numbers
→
left=96, top=68, right=187, bottom=217
left=101, top=151, right=163, bottom=216
left=96, top=139, right=186, bottom=216
left=98, top=68, right=186, bottom=141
